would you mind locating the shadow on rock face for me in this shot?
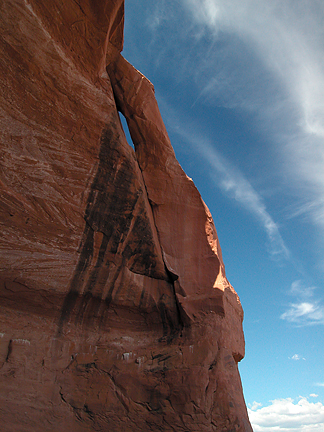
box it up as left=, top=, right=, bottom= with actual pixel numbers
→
left=57, top=118, right=182, bottom=338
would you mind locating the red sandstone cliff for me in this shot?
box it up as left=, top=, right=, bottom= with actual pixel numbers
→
left=0, top=1, right=252, bottom=430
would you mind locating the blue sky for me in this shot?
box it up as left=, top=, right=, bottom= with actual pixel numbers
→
left=121, top=1, right=324, bottom=430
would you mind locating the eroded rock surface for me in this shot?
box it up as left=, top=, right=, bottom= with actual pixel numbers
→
left=0, top=1, right=252, bottom=431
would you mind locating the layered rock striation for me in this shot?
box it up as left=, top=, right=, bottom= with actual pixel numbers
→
left=0, top=1, right=252, bottom=431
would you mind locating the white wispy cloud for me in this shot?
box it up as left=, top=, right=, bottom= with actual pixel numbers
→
left=289, top=280, right=317, bottom=299
left=183, top=0, right=324, bottom=134
left=281, top=280, right=324, bottom=326
left=145, top=2, right=168, bottom=31
left=281, top=301, right=324, bottom=326
left=182, top=0, right=324, bottom=242
left=186, top=0, right=220, bottom=28
left=206, top=146, right=289, bottom=261
left=158, top=96, right=289, bottom=261
left=248, top=397, right=324, bottom=432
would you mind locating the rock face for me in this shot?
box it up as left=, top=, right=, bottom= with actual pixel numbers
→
left=0, top=1, right=252, bottom=431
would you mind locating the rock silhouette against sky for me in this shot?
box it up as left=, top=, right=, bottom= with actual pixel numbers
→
left=0, top=1, right=252, bottom=430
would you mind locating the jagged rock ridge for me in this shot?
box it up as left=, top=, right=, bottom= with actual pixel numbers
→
left=0, top=1, right=253, bottom=431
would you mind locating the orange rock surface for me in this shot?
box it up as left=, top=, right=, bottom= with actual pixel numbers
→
left=0, top=1, right=252, bottom=430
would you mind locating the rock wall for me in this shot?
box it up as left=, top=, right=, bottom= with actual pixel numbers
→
left=0, top=1, right=253, bottom=431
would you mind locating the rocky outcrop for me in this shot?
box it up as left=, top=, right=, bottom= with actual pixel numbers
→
left=0, top=1, right=252, bottom=431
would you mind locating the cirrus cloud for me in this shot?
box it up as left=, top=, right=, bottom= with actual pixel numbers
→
left=182, top=0, right=324, bottom=245
left=281, top=280, right=324, bottom=326
left=157, top=95, right=290, bottom=261
left=281, top=301, right=324, bottom=326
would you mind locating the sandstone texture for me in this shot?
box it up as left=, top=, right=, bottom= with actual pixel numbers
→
left=0, top=1, right=253, bottom=431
